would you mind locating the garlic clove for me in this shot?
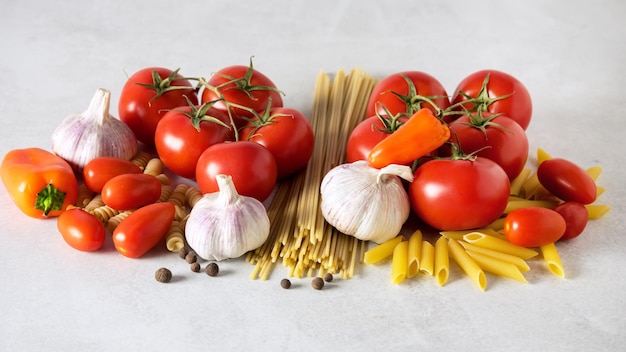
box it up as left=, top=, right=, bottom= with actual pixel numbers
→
left=51, top=88, right=138, bottom=171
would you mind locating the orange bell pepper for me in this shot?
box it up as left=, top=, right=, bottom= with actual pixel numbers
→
left=368, top=108, right=450, bottom=169
left=1, top=148, right=78, bottom=218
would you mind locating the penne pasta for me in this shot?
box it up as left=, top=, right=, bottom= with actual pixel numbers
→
left=536, top=147, right=552, bottom=164
left=448, top=239, right=486, bottom=291
left=419, top=241, right=434, bottom=276
left=463, top=232, right=538, bottom=260
left=586, top=166, right=602, bottom=181
left=467, top=251, right=528, bottom=283
left=509, top=167, right=531, bottom=197
left=434, top=236, right=449, bottom=286
left=485, top=217, right=506, bottom=231
left=586, top=204, right=612, bottom=219
left=540, top=243, right=565, bottom=278
left=363, top=236, right=403, bottom=265
left=391, top=241, right=408, bottom=284
left=460, top=241, right=530, bottom=272
left=407, top=230, right=422, bottom=278
left=504, top=199, right=558, bottom=214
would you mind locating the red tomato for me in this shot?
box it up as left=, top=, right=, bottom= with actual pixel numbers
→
left=450, top=70, right=532, bottom=129
left=119, top=67, right=198, bottom=148
left=195, top=141, right=277, bottom=202
left=57, top=208, right=106, bottom=252
left=346, top=114, right=409, bottom=163
left=409, top=157, right=510, bottom=230
left=444, top=112, right=528, bottom=180
left=504, top=207, right=566, bottom=247
left=239, top=107, right=314, bottom=179
left=554, top=202, right=589, bottom=240
left=83, top=157, right=142, bottom=193
left=155, top=105, right=234, bottom=179
left=113, top=202, right=175, bottom=258
left=537, top=158, right=597, bottom=204
left=101, top=173, right=162, bottom=210
left=365, top=71, right=450, bottom=119
left=201, top=60, right=283, bottom=129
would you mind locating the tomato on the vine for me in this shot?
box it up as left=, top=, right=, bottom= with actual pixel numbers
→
left=101, top=173, right=162, bottom=211
left=450, top=69, right=532, bottom=129
left=119, top=67, right=198, bottom=148
left=195, top=141, right=277, bottom=202
left=82, top=157, right=142, bottom=193
left=155, top=104, right=234, bottom=179
left=201, top=59, right=283, bottom=129
left=346, top=114, right=408, bottom=163
left=537, top=158, right=597, bottom=204
left=113, top=202, right=175, bottom=258
left=239, top=107, right=314, bottom=179
left=504, top=207, right=566, bottom=247
left=57, top=208, right=106, bottom=252
left=409, top=156, right=510, bottom=231
left=443, top=111, right=528, bottom=180
left=365, top=71, right=450, bottom=119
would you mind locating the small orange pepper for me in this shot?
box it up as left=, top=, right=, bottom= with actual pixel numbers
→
left=1, top=148, right=78, bottom=218
left=368, top=108, right=450, bottom=169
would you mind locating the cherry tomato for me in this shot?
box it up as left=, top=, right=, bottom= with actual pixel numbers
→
left=444, top=112, right=528, bottom=180
left=239, top=107, right=314, bottom=179
left=82, top=157, right=143, bottom=193
left=450, top=70, right=532, bottom=129
left=155, top=105, right=234, bottom=179
left=113, top=202, right=175, bottom=258
left=504, top=207, right=566, bottom=247
left=409, top=157, right=510, bottom=230
left=537, top=158, right=597, bottom=204
left=57, top=208, right=106, bottom=252
left=101, top=173, right=162, bottom=210
left=346, top=114, right=408, bottom=163
left=119, top=67, right=198, bottom=148
left=201, top=60, right=283, bottom=129
left=195, top=141, right=277, bottom=202
left=554, top=202, right=589, bottom=240
left=365, top=71, right=450, bottom=119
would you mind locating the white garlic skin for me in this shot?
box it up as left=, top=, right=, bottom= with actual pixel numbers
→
left=51, top=88, right=138, bottom=171
left=185, top=174, right=270, bottom=261
left=320, top=160, right=413, bottom=244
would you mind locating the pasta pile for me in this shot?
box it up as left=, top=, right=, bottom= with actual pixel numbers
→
left=247, top=68, right=378, bottom=280
left=365, top=148, right=611, bottom=291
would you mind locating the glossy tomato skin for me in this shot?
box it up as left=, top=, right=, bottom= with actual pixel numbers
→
left=346, top=115, right=409, bottom=163
left=504, top=207, right=566, bottom=247
left=155, top=106, right=234, bottom=179
left=450, top=70, right=532, bottom=129
left=201, top=65, right=283, bottom=128
left=119, top=67, right=198, bottom=148
left=409, top=157, right=510, bottom=231
left=365, top=71, right=450, bottom=119
left=82, top=157, right=143, bottom=193
left=445, top=113, right=528, bottom=180
left=554, top=201, right=589, bottom=240
left=240, top=107, right=314, bottom=179
left=101, top=173, right=162, bottom=210
left=113, top=202, right=175, bottom=258
left=195, top=141, right=277, bottom=202
left=57, top=208, right=106, bottom=252
left=537, top=158, right=597, bottom=204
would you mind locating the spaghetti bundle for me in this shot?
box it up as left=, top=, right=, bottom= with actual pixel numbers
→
left=247, top=68, right=378, bottom=280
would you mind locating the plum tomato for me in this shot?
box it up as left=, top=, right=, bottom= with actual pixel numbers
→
left=57, top=208, right=106, bottom=252
left=82, top=157, right=142, bottom=193
left=119, top=67, right=198, bottom=148
left=155, top=104, right=234, bottom=179
left=554, top=201, right=589, bottom=240
left=450, top=70, right=532, bottom=129
left=408, top=156, right=510, bottom=231
left=346, top=114, right=408, bottom=163
left=195, top=141, right=277, bottom=202
left=239, top=107, right=314, bottom=179
left=537, top=158, right=597, bottom=204
left=101, top=173, right=162, bottom=211
left=504, top=207, right=566, bottom=247
left=365, top=71, right=450, bottom=120
left=113, top=202, right=175, bottom=258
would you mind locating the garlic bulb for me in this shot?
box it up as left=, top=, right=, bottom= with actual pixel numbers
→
left=51, top=88, right=138, bottom=171
left=320, top=160, right=414, bottom=244
left=185, top=174, right=270, bottom=261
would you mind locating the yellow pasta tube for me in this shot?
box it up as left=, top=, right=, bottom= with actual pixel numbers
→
left=363, top=236, right=403, bottom=265
left=391, top=241, right=408, bottom=284
left=459, top=241, right=530, bottom=272
left=509, top=167, right=531, bottom=197
left=541, top=243, right=565, bottom=278
left=536, top=147, right=552, bottom=164
left=463, top=232, right=538, bottom=260
left=586, top=166, right=602, bottom=181
left=504, top=199, right=558, bottom=214
left=467, top=251, right=527, bottom=283
left=586, top=204, right=611, bottom=219
left=448, top=239, right=486, bottom=291
left=485, top=217, right=506, bottom=231
left=407, top=230, right=422, bottom=278
left=434, top=236, right=449, bottom=286
left=596, top=186, right=605, bottom=198
left=419, top=241, right=434, bottom=276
